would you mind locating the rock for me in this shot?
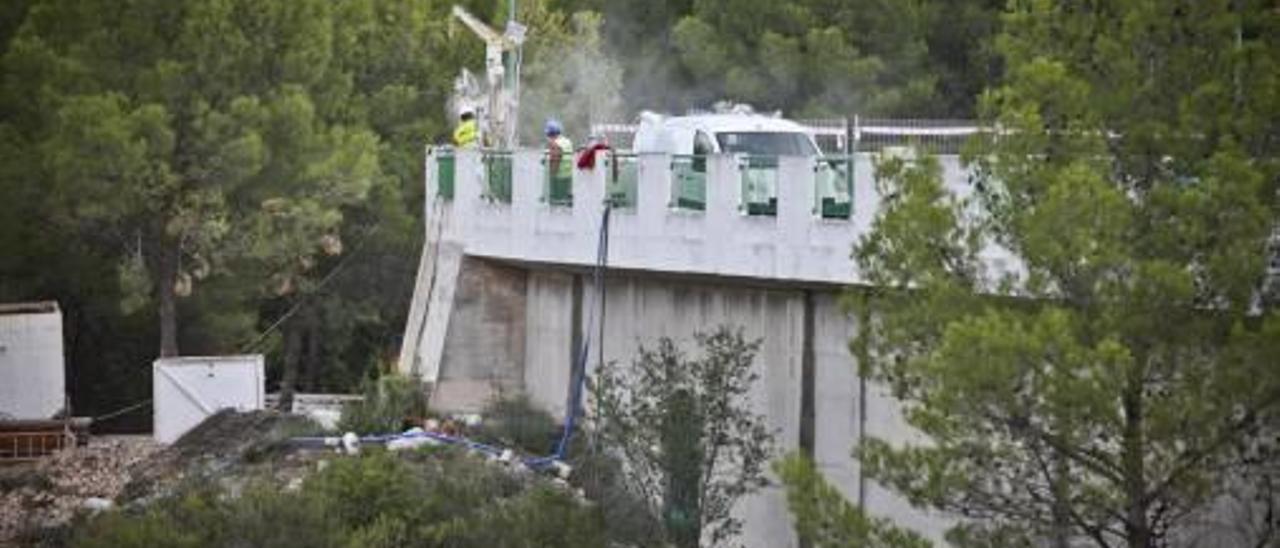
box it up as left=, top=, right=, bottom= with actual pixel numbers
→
left=341, top=432, right=360, bottom=455
left=82, top=497, right=114, bottom=512
left=0, top=436, right=158, bottom=544
left=551, top=460, right=573, bottom=480
left=120, top=409, right=318, bottom=503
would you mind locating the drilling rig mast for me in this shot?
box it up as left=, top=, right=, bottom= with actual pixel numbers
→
left=450, top=4, right=525, bottom=149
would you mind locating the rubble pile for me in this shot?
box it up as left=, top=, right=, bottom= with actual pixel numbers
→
left=121, top=409, right=318, bottom=503
left=0, top=437, right=157, bottom=544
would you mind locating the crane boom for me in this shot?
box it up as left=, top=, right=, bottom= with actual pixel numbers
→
left=451, top=6, right=511, bottom=49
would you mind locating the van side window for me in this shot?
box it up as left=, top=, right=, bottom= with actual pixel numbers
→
left=692, top=131, right=713, bottom=172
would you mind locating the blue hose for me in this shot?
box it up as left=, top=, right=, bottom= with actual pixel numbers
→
left=552, top=204, right=611, bottom=461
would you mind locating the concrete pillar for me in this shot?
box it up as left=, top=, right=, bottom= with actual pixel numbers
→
left=432, top=258, right=528, bottom=412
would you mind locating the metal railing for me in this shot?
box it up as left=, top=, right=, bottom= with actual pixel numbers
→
left=855, top=118, right=983, bottom=155
left=737, top=155, right=779, bottom=216
left=669, top=155, right=706, bottom=211
left=594, top=117, right=987, bottom=156
left=0, top=430, right=74, bottom=461
left=815, top=156, right=854, bottom=219
left=428, top=148, right=869, bottom=221
left=436, top=151, right=456, bottom=200
left=483, top=151, right=513, bottom=204
left=604, top=152, right=638, bottom=209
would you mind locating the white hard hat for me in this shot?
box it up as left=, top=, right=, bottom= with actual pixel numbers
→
left=460, top=106, right=475, bottom=116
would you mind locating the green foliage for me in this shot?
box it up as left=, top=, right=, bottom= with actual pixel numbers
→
left=518, top=7, right=623, bottom=144
left=0, top=0, right=461, bottom=403
left=590, top=325, right=776, bottom=547
left=474, top=392, right=559, bottom=455
left=565, top=445, right=667, bottom=545
left=0, top=0, right=1010, bottom=421
left=70, top=450, right=609, bottom=548
left=776, top=454, right=931, bottom=548
left=851, top=1, right=1280, bottom=545
left=336, top=373, right=430, bottom=434
left=3, top=0, right=386, bottom=357
left=552, top=0, right=1001, bottom=116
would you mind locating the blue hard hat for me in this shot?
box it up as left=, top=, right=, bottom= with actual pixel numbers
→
left=544, top=119, right=563, bottom=136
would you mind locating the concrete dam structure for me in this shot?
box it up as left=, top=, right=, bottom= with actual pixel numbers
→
left=398, top=148, right=1008, bottom=545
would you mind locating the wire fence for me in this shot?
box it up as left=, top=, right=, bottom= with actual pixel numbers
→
left=591, top=117, right=990, bottom=155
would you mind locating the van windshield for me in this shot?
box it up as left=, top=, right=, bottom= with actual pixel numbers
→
left=715, top=132, right=818, bottom=156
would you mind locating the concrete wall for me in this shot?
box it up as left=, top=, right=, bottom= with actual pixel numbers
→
left=408, top=147, right=971, bottom=544
left=424, top=148, right=1019, bottom=288
left=581, top=274, right=805, bottom=548
left=812, top=293, right=862, bottom=510
left=523, top=270, right=575, bottom=416
left=0, top=302, right=65, bottom=419
left=432, top=257, right=528, bottom=411
left=809, top=293, right=954, bottom=543
left=428, top=262, right=952, bottom=546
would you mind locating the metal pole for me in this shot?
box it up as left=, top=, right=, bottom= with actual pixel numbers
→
left=506, top=0, right=520, bottom=149
left=845, top=116, right=855, bottom=210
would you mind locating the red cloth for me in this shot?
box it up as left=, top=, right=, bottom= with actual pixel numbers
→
left=577, top=143, right=611, bottom=169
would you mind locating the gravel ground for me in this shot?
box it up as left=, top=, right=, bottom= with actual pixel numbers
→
left=0, top=436, right=158, bottom=545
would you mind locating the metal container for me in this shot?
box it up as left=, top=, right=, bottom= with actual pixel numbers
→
left=153, top=355, right=264, bottom=443
left=0, top=301, right=65, bottom=420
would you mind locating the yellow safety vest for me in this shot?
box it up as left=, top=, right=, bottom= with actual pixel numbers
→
left=453, top=119, right=478, bottom=148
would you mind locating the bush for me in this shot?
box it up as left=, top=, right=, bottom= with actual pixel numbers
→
left=474, top=393, right=664, bottom=545
left=567, top=446, right=665, bottom=546
left=67, top=448, right=611, bottom=548
left=473, top=393, right=560, bottom=455
left=589, top=326, right=776, bottom=547
left=336, top=374, right=430, bottom=434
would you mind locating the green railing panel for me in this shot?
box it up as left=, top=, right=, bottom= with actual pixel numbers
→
left=816, top=157, right=853, bottom=219
left=671, top=155, right=706, bottom=211
left=483, top=153, right=513, bottom=203
left=739, top=155, right=778, bottom=216
left=606, top=154, right=638, bottom=208
left=436, top=153, right=455, bottom=200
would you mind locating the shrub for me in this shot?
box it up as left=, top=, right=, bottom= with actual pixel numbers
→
left=336, top=374, right=430, bottom=434
left=473, top=393, right=559, bottom=455
left=776, top=454, right=930, bottom=548
left=68, top=448, right=611, bottom=548
left=567, top=445, right=666, bottom=546
left=589, top=326, right=776, bottom=547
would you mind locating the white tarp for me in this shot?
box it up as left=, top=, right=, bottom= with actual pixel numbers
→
left=0, top=302, right=65, bottom=420
left=153, top=355, right=264, bottom=443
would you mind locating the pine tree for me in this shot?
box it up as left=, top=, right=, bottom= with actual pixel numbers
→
left=852, top=1, right=1280, bottom=545
left=10, top=0, right=380, bottom=357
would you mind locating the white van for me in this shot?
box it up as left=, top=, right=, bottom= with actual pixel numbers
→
left=633, top=113, right=850, bottom=216
left=634, top=113, right=821, bottom=157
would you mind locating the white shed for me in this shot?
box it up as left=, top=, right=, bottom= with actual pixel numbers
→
left=153, top=355, right=265, bottom=443
left=0, top=301, right=66, bottom=420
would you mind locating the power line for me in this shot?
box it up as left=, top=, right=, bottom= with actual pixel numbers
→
left=239, top=227, right=378, bottom=352
left=93, top=398, right=151, bottom=423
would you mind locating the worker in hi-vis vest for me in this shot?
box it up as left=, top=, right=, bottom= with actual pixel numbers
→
left=545, top=119, right=573, bottom=203
left=453, top=108, right=478, bottom=148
